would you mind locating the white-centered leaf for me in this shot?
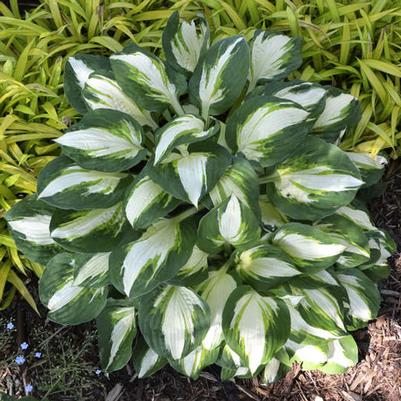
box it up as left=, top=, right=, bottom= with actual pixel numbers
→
left=272, top=223, right=346, bottom=271
left=222, top=286, right=290, bottom=374
left=124, top=172, right=180, bottom=230
left=110, top=216, right=196, bottom=298
left=335, top=270, right=380, bottom=328
left=236, top=244, right=301, bottom=291
left=335, top=204, right=377, bottom=232
left=50, top=202, right=132, bottom=253
left=132, top=336, right=167, bottom=378
left=72, top=252, right=110, bottom=288
left=319, top=336, right=358, bottom=374
left=318, top=214, right=370, bottom=268
left=208, top=157, right=260, bottom=214
left=346, top=151, right=387, bottom=186
left=174, top=245, right=208, bottom=286
left=290, top=284, right=347, bottom=336
left=197, top=194, right=261, bottom=253
left=39, top=253, right=107, bottom=325
left=168, top=345, right=219, bottom=379
left=110, top=45, right=182, bottom=113
left=37, top=156, right=130, bottom=210
left=312, top=88, right=360, bottom=141
left=96, top=298, right=137, bottom=372
left=225, top=96, right=309, bottom=167
left=285, top=336, right=329, bottom=370
left=64, top=54, right=109, bottom=113
left=139, top=285, right=210, bottom=360
left=149, top=142, right=231, bottom=208
left=189, top=35, right=249, bottom=118
left=83, top=73, right=156, bottom=128
left=57, top=109, right=147, bottom=172
left=200, top=270, right=238, bottom=350
left=266, top=137, right=363, bottom=220
left=154, top=114, right=216, bottom=164
left=284, top=300, right=342, bottom=340
left=263, top=80, right=326, bottom=117
left=163, top=12, right=209, bottom=74
left=6, top=195, right=62, bottom=264
left=248, top=30, right=302, bottom=89
left=259, top=195, right=288, bottom=228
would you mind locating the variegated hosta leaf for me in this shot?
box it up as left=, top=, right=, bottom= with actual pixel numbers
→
left=290, top=285, right=347, bottom=337
left=197, top=194, right=261, bottom=254
left=124, top=171, right=180, bottom=230
left=110, top=216, right=196, bottom=298
left=96, top=298, right=137, bottom=372
left=335, top=270, right=380, bottom=329
left=110, top=44, right=182, bottom=113
left=318, top=215, right=370, bottom=268
left=50, top=202, right=134, bottom=253
left=163, top=11, right=209, bottom=74
left=272, top=223, right=346, bottom=271
left=64, top=54, right=109, bottom=113
left=5, top=195, right=62, bottom=264
left=259, top=195, right=288, bottom=229
left=217, top=344, right=253, bottom=380
left=358, top=233, right=392, bottom=282
left=189, top=35, right=249, bottom=118
left=248, top=30, right=302, bottom=89
left=56, top=109, right=147, bottom=172
left=173, top=246, right=208, bottom=286
left=263, top=80, right=326, bottom=118
left=222, top=286, right=290, bottom=374
left=236, top=244, right=301, bottom=292
left=285, top=299, right=341, bottom=341
left=169, top=345, right=219, bottom=379
left=200, top=270, right=238, bottom=350
left=260, top=356, right=289, bottom=385
left=207, top=157, right=260, bottom=215
left=266, top=137, right=364, bottom=220
left=319, top=335, right=358, bottom=374
left=138, top=285, right=210, bottom=360
left=312, top=88, right=361, bottom=141
left=149, top=142, right=231, bottom=207
left=132, top=336, right=167, bottom=378
left=37, top=156, right=131, bottom=210
left=82, top=73, right=157, bottom=128
left=218, top=343, right=243, bottom=369
left=335, top=203, right=377, bottom=232
left=153, top=114, right=217, bottom=165
left=72, top=252, right=110, bottom=288
left=307, top=269, right=340, bottom=288
left=221, top=366, right=252, bottom=381
left=39, top=253, right=107, bottom=325
left=285, top=335, right=329, bottom=370
left=225, top=96, right=309, bottom=167
left=346, top=152, right=387, bottom=187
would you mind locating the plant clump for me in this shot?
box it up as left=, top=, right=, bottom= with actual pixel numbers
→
left=6, top=12, right=395, bottom=383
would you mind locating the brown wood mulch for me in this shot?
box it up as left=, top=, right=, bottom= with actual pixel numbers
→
left=1, top=161, right=400, bottom=401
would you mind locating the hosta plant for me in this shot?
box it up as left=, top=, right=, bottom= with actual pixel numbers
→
left=6, top=12, right=395, bottom=383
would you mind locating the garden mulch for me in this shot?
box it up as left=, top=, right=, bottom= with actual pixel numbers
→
left=0, top=161, right=400, bottom=401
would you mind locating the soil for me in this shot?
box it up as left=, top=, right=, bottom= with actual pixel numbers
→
left=1, top=161, right=400, bottom=401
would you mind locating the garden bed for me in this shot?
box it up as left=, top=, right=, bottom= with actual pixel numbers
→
left=1, top=162, right=400, bottom=401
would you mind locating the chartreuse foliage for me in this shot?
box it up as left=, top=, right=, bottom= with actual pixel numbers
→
left=6, top=12, right=395, bottom=383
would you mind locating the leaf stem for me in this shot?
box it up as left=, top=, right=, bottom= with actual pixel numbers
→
left=171, top=98, right=185, bottom=116
left=259, top=175, right=276, bottom=184
left=220, top=252, right=235, bottom=273
left=174, top=206, right=200, bottom=222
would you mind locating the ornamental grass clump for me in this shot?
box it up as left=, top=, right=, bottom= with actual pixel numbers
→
left=6, top=12, right=395, bottom=382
